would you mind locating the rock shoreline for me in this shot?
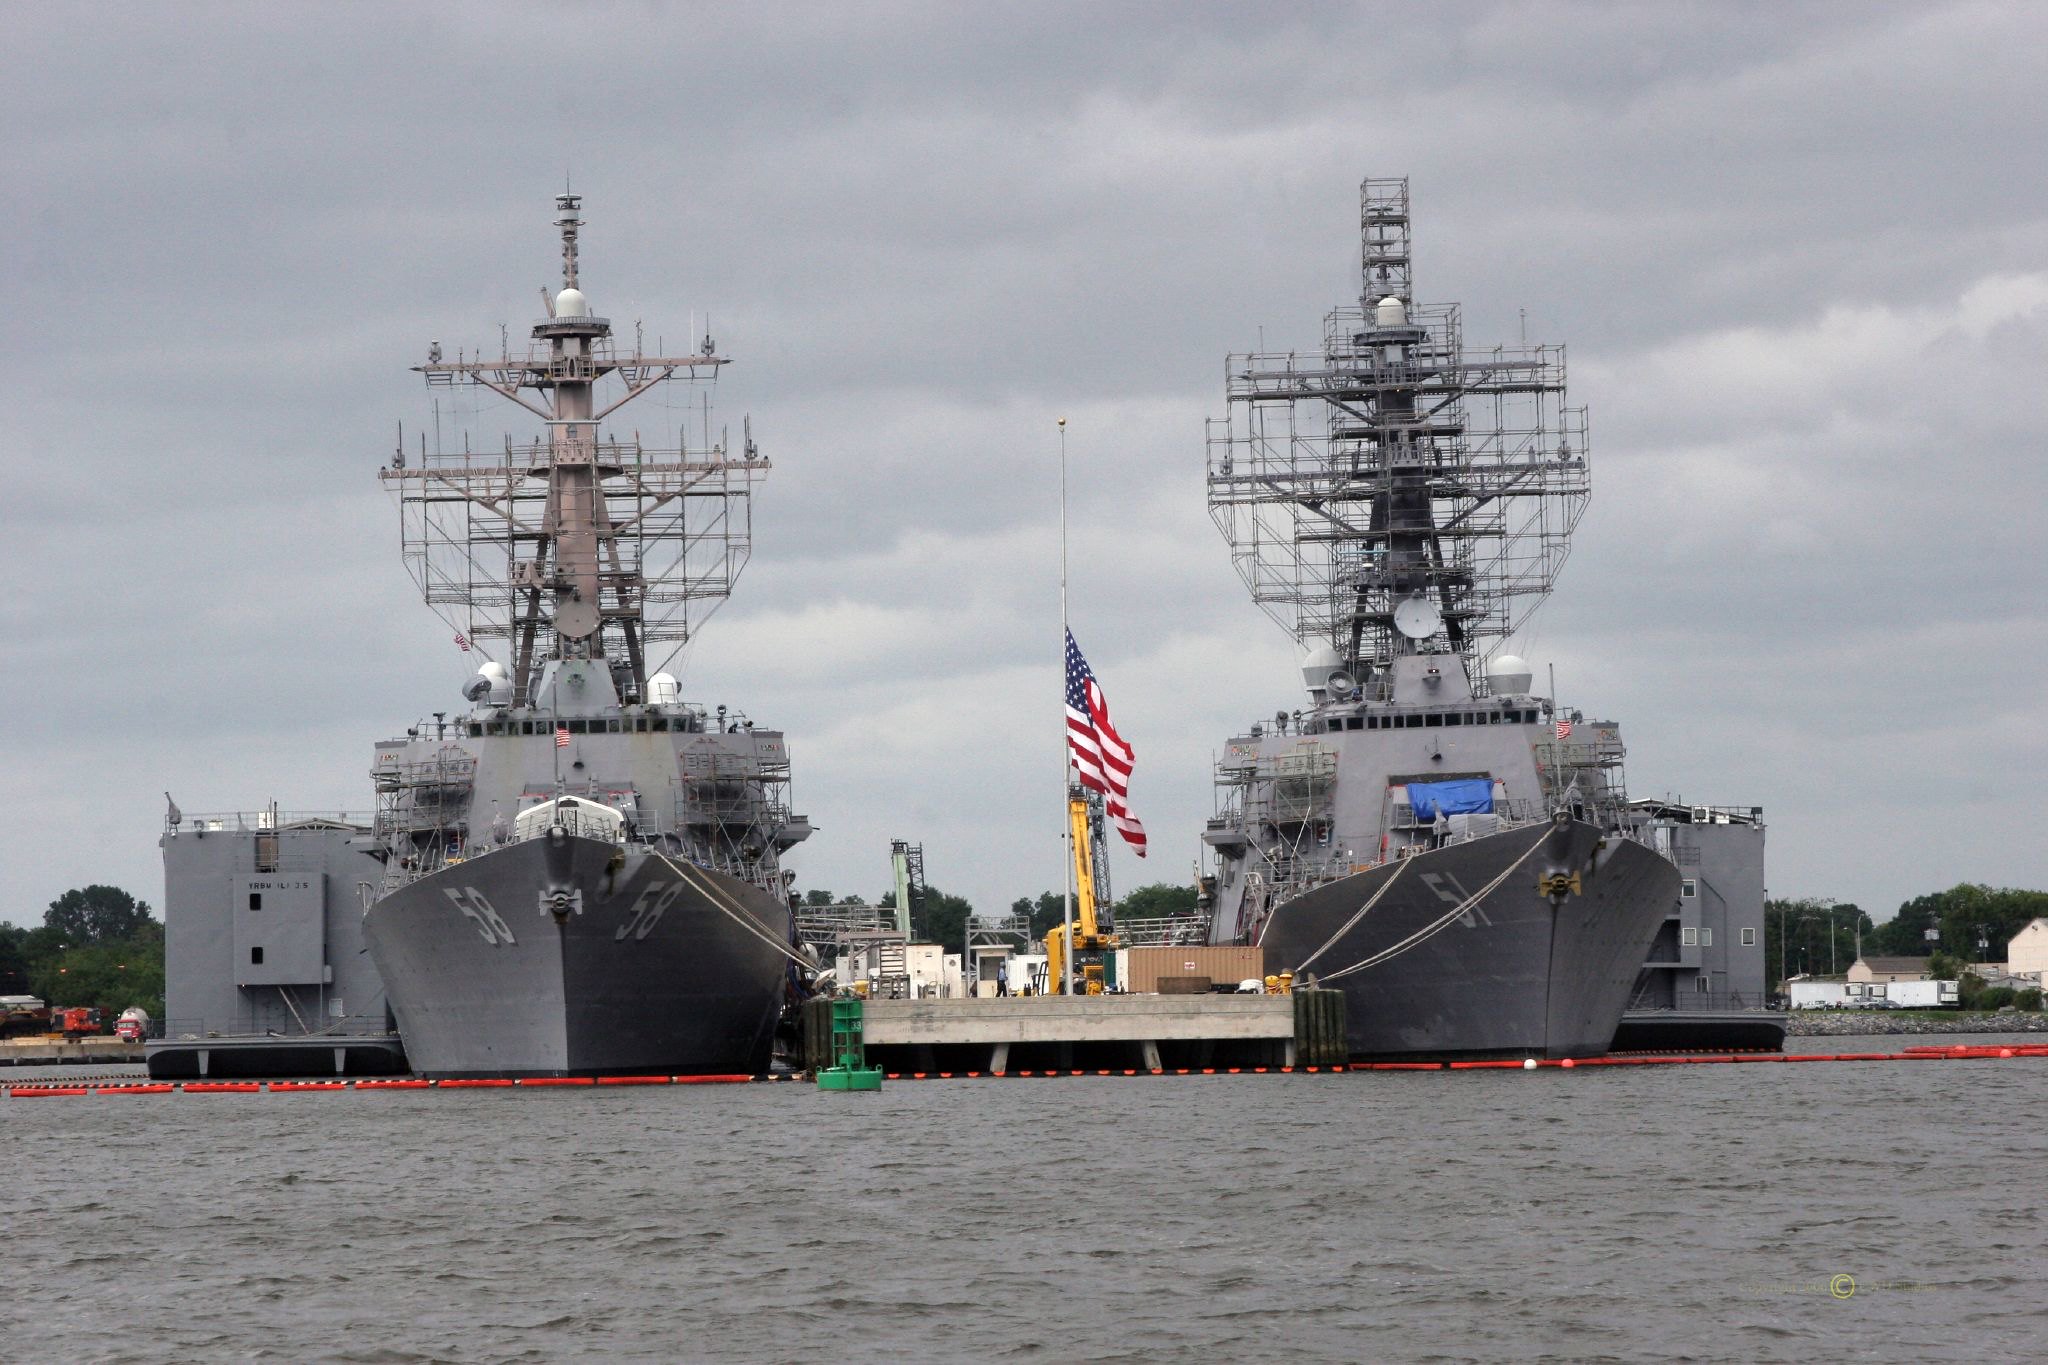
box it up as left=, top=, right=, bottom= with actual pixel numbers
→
left=1785, top=1011, right=2048, bottom=1038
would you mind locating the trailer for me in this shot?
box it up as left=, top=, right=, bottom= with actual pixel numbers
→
left=1881, top=979, right=1960, bottom=1009
left=1788, top=980, right=1849, bottom=1010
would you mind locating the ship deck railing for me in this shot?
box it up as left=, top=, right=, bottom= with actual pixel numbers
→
left=165, top=811, right=373, bottom=834
left=155, top=1014, right=402, bottom=1041
left=1623, top=989, right=1777, bottom=1014
left=1118, top=914, right=1212, bottom=947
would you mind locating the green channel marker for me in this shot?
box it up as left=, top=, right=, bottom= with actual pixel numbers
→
left=816, top=994, right=883, bottom=1092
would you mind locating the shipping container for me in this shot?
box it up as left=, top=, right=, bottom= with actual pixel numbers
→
left=1123, top=945, right=1268, bottom=994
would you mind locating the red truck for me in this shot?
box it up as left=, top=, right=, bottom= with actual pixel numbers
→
left=53, top=1006, right=102, bottom=1040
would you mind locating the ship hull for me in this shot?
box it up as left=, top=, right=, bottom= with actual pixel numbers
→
left=363, top=836, right=790, bottom=1078
left=1256, top=821, right=1677, bottom=1060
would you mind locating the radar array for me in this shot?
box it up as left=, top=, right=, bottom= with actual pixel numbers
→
left=1205, top=178, right=1589, bottom=686
left=381, top=195, right=764, bottom=707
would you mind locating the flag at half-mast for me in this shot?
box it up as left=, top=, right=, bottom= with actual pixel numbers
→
left=1065, top=629, right=1147, bottom=856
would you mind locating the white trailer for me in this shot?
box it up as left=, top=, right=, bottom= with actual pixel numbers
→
left=1789, top=979, right=1849, bottom=1009
left=1882, top=979, right=1960, bottom=1009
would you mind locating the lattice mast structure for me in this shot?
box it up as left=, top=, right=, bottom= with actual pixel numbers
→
left=1206, top=178, right=1589, bottom=692
left=382, top=194, right=765, bottom=706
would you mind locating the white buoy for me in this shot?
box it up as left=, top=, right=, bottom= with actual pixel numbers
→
left=1523, top=1057, right=1538, bottom=1070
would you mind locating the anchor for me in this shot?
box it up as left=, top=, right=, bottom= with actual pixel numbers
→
left=539, top=822, right=583, bottom=922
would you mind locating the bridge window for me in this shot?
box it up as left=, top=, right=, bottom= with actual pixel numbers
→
left=250, top=947, right=265, bottom=965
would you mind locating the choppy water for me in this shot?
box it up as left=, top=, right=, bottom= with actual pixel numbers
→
left=5, top=1035, right=2045, bottom=1363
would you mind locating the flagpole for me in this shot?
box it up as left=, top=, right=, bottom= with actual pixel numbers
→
left=1058, top=416, right=1074, bottom=997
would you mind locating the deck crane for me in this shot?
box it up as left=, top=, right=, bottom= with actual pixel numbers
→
left=1045, top=789, right=1119, bottom=993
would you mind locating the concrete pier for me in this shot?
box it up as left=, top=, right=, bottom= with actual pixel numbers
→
left=849, top=994, right=1310, bottom=1074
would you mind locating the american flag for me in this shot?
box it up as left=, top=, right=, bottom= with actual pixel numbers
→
left=1065, top=629, right=1146, bottom=856
left=555, top=725, right=571, bottom=749
left=1555, top=719, right=1574, bottom=740
left=454, top=632, right=470, bottom=652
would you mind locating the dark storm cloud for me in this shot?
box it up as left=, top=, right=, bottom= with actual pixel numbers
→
left=4, top=1, right=2043, bottom=927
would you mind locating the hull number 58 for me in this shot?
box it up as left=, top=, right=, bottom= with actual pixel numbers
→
left=617, top=882, right=685, bottom=941
left=444, top=886, right=516, bottom=945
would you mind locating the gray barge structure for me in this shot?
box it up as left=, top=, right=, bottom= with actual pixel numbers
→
left=1197, top=179, right=1681, bottom=1060
left=1613, top=800, right=1785, bottom=1051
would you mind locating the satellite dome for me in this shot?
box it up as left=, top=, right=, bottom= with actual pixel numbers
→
left=1375, top=295, right=1408, bottom=327
left=647, top=671, right=681, bottom=705
left=1300, top=644, right=1344, bottom=697
left=1486, top=654, right=1534, bottom=697
left=465, top=660, right=513, bottom=706
left=555, top=287, right=589, bottom=318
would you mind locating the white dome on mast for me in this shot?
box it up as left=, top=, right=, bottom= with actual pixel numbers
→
left=555, top=287, right=589, bottom=318
left=1486, top=654, right=1534, bottom=696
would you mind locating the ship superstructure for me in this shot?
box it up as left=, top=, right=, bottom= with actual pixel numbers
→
left=1201, top=179, right=1677, bottom=1059
left=361, top=196, right=811, bottom=1077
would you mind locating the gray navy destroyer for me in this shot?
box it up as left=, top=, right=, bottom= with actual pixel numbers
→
left=361, top=196, right=811, bottom=1078
left=1198, top=179, right=1679, bottom=1060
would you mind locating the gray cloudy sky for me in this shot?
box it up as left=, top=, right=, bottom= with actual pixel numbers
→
left=6, top=1, right=2044, bottom=929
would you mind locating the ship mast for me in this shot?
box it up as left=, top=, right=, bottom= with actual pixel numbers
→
left=1205, top=178, right=1590, bottom=693
left=382, top=195, right=765, bottom=708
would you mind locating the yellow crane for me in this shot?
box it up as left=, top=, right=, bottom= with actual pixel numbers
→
left=1045, top=794, right=1119, bottom=993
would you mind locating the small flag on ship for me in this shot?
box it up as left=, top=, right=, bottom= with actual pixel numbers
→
left=454, top=632, right=470, bottom=652
left=1065, top=629, right=1147, bottom=856
left=1555, top=719, right=1574, bottom=740
left=555, top=726, right=571, bottom=749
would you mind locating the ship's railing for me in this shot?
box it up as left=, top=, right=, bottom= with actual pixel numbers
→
left=796, top=904, right=894, bottom=954
left=154, top=1014, right=401, bottom=1041
left=166, top=811, right=372, bottom=834
left=1118, top=913, right=1211, bottom=947
left=1623, top=988, right=1772, bottom=1014
left=685, top=847, right=788, bottom=897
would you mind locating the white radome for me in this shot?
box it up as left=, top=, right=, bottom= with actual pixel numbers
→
left=1487, top=654, right=1534, bottom=696
left=555, top=287, right=589, bottom=318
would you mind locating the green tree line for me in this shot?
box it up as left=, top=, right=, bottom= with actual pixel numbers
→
left=0, top=886, right=165, bottom=1018
left=801, top=882, right=1202, bottom=955
left=1765, top=883, right=2047, bottom=992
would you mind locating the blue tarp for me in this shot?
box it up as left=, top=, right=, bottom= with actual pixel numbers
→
left=1404, top=779, right=1495, bottom=821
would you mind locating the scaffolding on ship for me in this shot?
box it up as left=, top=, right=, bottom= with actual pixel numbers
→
left=1205, top=177, right=1590, bottom=685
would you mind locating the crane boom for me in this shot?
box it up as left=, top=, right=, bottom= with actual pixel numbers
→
left=1069, top=795, right=1100, bottom=940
